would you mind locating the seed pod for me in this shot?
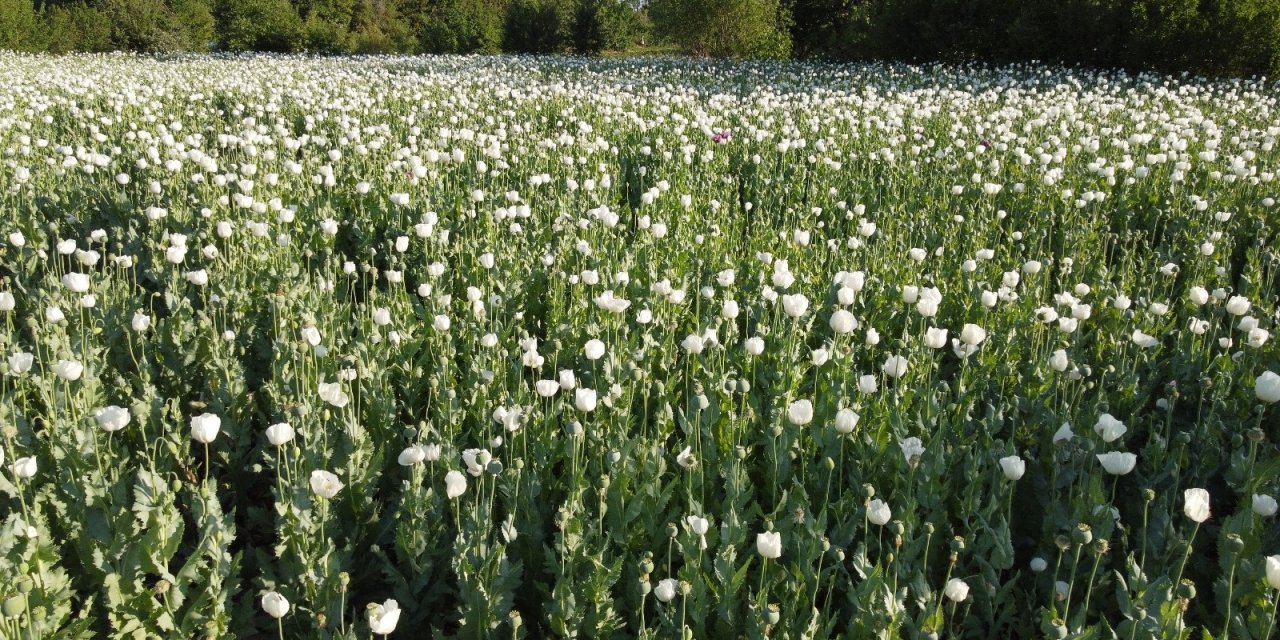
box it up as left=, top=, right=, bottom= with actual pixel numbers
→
left=2, top=595, right=25, bottom=619
left=1072, top=524, right=1092, bottom=545
left=1226, top=533, right=1244, bottom=554
left=764, top=604, right=780, bottom=625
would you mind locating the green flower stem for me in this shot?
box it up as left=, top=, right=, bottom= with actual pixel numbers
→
left=1080, top=548, right=1104, bottom=630
left=1171, top=522, right=1199, bottom=594
left=1263, top=593, right=1279, bottom=640
left=1219, top=552, right=1237, bottom=639
left=1062, top=543, right=1083, bottom=621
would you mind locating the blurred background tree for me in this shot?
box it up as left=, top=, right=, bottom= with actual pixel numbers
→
left=2, top=0, right=1278, bottom=77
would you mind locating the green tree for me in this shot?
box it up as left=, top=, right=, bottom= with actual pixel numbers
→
left=217, top=0, right=305, bottom=51
left=0, top=0, right=41, bottom=51
left=649, top=0, right=790, bottom=57
left=790, top=0, right=862, bottom=58
left=1124, top=0, right=1201, bottom=72
left=349, top=0, right=416, bottom=52
left=418, top=0, right=504, bottom=53
left=295, top=0, right=355, bottom=51
left=63, top=4, right=115, bottom=52
left=174, top=0, right=218, bottom=49
left=1197, top=0, right=1280, bottom=76
left=100, top=0, right=189, bottom=52
left=573, top=0, right=642, bottom=52
left=503, top=0, right=573, bottom=53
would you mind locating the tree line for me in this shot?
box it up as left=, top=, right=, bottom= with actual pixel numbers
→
left=0, top=0, right=649, bottom=55
left=2, top=0, right=1279, bottom=76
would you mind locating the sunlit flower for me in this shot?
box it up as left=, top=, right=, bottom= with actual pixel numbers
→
left=1096, top=451, right=1137, bottom=475
left=266, top=423, right=294, bottom=446
left=781, top=293, right=809, bottom=318
left=1094, top=414, right=1126, bottom=443
left=866, top=498, right=891, bottom=525
left=1256, top=371, right=1280, bottom=403
left=262, top=591, right=290, bottom=619
left=998, top=455, right=1025, bottom=480
left=1252, top=494, right=1277, bottom=517
left=575, top=388, right=597, bottom=412
left=787, top=399, right=814, bottom=425
left=398, top=445, right=427, bottom=466
left=899, top=437, right=924, bottom=466
left=1267, top=556, right=1280, bottom=590
left=310, top=470, right=344, bottom=499
left=54, top=359, right=83, bottom=381
left=923, top=327, right=948, bottom=349
left=318, top=382, right=350, bottom=408
left=190, top=413, right=221, bottom=443
left=8, top=352, right=33, bottom=375
left=883, top=355, right=908, bottom=379
left=367, top=599, right=400, bottom=636
left=829, top=309, right=857, bottom=334
left=676, top=446, right=697, bottom=470
left=944, top=578, right=969, bottom=602
left=756, top=531, right=782, bottom=559
left=1225, top=296, right=1250, bottom=315
left=959, top=324, right=986, bottom=346
left=687, top=515, right=710, bottom=549
left=1183, top=488, right=1210, bottom=523
left=95, top=406, right=130, bottom=432
left=655, top=578, right=678, bottom=603
left=834, top=408, right=859, bottom=434
left=445, top=470, right=467, bottom=498
left=13, top=456, right=37, bottom=480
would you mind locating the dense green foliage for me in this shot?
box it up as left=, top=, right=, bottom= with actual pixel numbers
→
left=648, top=0, right=791, bottom=58
left=790, top=0, right=1280, bottom=77
left=3, top=53, right=1280, bottom=639
left=0, top=0, right=644, bottom=54
left=2, top=0, right=1279, bottom=75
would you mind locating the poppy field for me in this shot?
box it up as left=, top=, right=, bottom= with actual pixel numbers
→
left=1, top=53, right=1279, bottom=638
